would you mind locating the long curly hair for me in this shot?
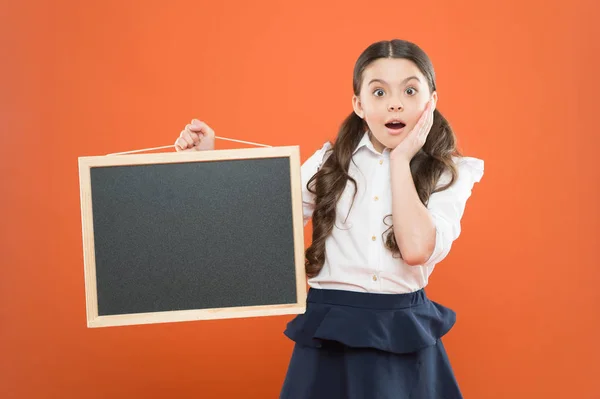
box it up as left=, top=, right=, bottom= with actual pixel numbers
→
left=305, top=39, right=462, bottom=278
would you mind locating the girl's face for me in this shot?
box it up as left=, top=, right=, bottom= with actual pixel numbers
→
left=352, top=58, right=437, bottom=153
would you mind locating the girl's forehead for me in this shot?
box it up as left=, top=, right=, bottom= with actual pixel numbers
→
left=362, top=58, right=423, bottom=83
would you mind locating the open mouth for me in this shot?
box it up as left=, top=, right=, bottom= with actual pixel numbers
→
left=385, top=122, right=406, bottom=130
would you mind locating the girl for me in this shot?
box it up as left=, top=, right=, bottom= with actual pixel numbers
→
left=175, top=39, right=483, bottom=399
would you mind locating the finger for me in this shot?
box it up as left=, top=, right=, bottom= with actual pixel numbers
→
left=185, top=124, right=203, bottom=138
left=180, top=133, right=194, bottom=148
left=423, top=102, right=434, bottom=136
left=425, top=99, right=435, bottom=124
left=428, top=100, right=435, bottom=126
left=426, top=101, right=436, bottom=132
left=190, top=119, right=214, bottom=137
left=427, top=97, right=434, bottom=113
left=179, top=131, right=192, bottom=147
left=188, top=129, right=201, bottom=143
left=182, top=130, right=198, bottom=147
left=416, top=102, right=434, bottom=140
left=412, top=103, right=430, bottom=136
left=174, top=137, right=188, bottom=151
left=190, top=131, right=201, bottom=145
left=425, top=100, right=434, bottom=125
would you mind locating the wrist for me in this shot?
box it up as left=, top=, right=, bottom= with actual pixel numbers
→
left=389, top=154, right=412, bottom=167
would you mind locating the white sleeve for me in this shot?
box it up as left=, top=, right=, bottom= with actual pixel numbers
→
left=422, top=156, right=485, bottom=267
left=301, top=142, right=333, bottom=226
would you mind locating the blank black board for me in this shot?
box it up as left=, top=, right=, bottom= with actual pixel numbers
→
left=78, top=147, right=306, bottom=327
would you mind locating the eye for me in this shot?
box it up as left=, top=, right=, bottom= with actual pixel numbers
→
left=373, top=89, right=385, bottom=97
left=405, top=87, right=418, bottom=96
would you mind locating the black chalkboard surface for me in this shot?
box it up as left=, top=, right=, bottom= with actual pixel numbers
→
left=78, top=146, right=306, bottom=328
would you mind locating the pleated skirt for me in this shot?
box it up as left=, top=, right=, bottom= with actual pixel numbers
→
left=279, top=288, right=463, bottom=399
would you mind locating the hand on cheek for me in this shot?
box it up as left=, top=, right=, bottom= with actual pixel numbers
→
left=390, top=97, right=435, bottom=162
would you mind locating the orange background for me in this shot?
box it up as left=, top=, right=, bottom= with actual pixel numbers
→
left=1, top=0, right=599, bottom=398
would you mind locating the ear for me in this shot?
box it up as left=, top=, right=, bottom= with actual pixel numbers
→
left=431, top=91, right=438, bottom=110
left=352, top=95, right=364, bottom=119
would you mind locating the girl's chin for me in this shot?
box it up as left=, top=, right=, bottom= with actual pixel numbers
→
left=381, top=130, right=408, bottom=144
left=370, top=132, right=407, bottom=153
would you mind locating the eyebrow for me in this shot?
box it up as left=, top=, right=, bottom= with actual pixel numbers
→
left=368, top=76, right=421, bottom=86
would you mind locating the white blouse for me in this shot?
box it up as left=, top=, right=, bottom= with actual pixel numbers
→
left=301, top=131, right=484, bottom=294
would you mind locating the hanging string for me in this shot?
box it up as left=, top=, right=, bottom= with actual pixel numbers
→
left=106, top=136, right=272, bottom=156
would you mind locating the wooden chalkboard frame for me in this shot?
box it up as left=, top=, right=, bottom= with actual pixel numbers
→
left=78, top=146, right=307, bottom=328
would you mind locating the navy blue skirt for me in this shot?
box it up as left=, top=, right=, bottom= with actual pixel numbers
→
left=279, top=288, right=462, bottom=399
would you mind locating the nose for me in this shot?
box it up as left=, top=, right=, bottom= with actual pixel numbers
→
left=388, top=102, right=403, bottom=112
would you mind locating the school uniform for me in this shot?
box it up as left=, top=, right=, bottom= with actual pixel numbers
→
left=280, top=132, right=484, bottom=399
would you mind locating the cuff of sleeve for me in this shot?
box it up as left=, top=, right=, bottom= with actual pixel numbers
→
left=422, top=215, right=452, bottom=268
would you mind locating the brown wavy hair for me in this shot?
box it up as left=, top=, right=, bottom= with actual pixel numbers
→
left=305, top=39, right=463, bottom=278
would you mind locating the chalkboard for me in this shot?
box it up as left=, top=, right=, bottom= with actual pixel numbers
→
left=78, top=146, right=306, bottom=328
